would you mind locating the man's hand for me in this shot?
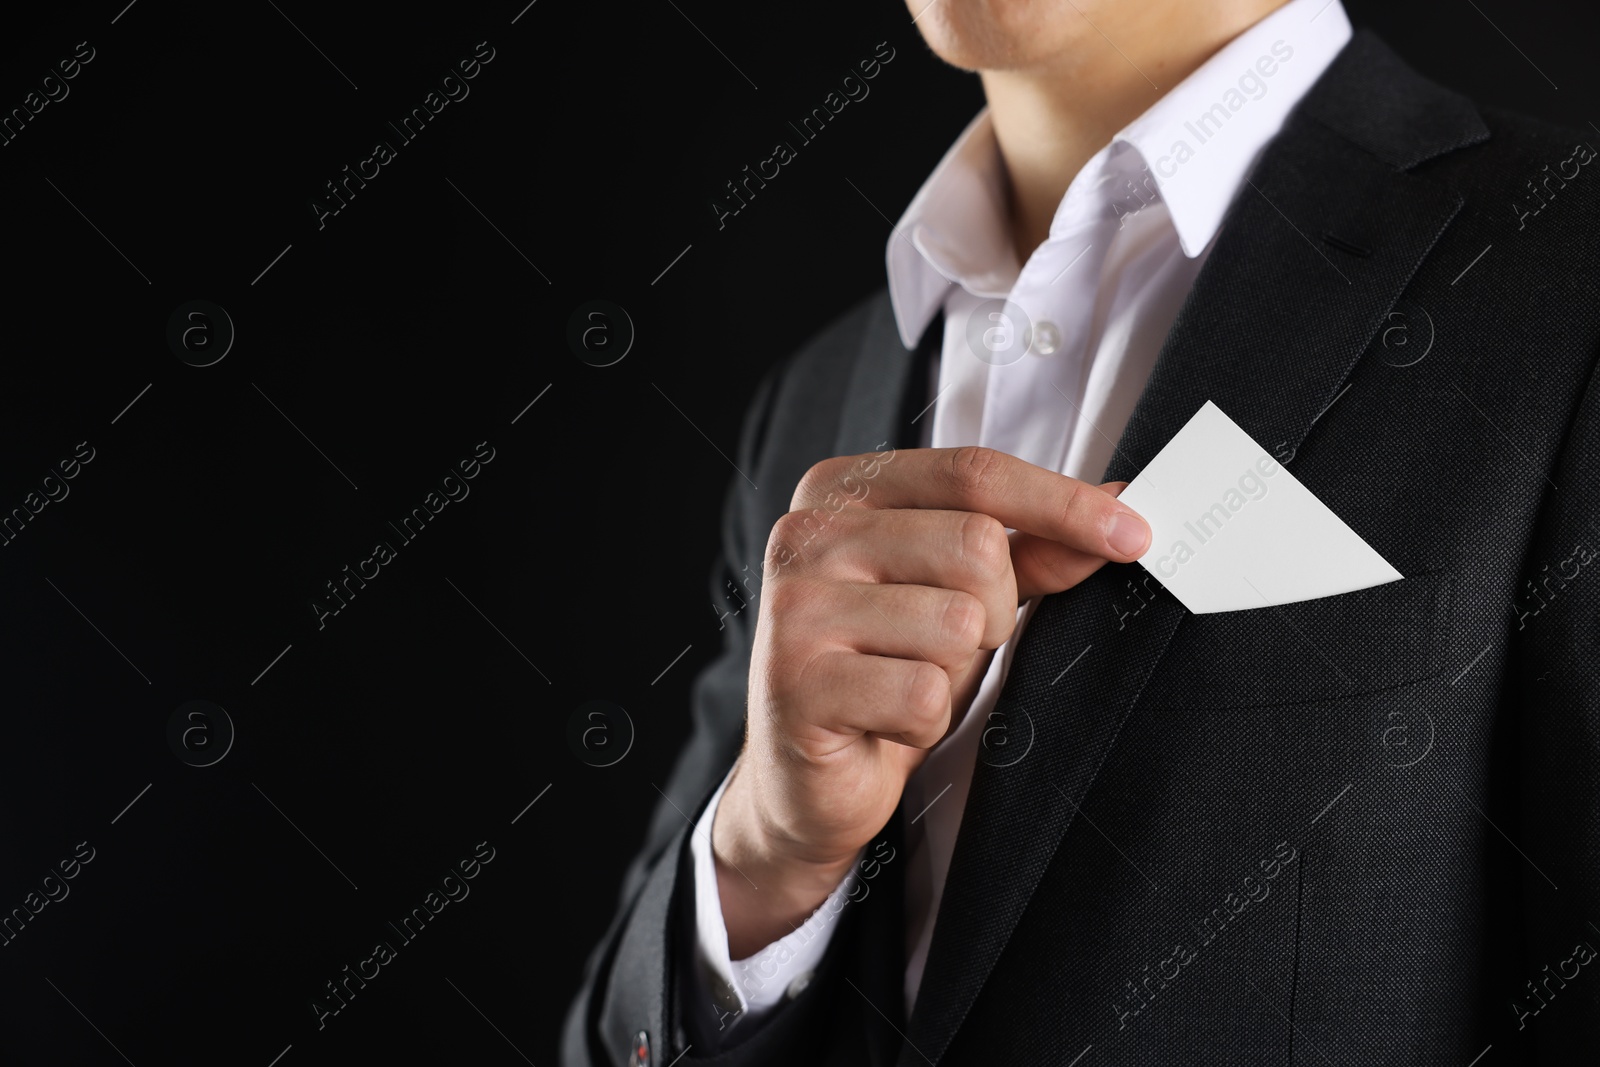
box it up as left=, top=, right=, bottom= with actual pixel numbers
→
left=712, top=446, right=1151, bottom=957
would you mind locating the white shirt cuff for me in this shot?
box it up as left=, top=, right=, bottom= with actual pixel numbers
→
left=689, top=767, right=861, bottom=1041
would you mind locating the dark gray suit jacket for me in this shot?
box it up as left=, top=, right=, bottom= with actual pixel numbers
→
left=565, top=29, right=1600, bottom=1066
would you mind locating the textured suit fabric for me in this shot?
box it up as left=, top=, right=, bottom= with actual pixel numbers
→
left=564, top=29, right=1600, bottom=1066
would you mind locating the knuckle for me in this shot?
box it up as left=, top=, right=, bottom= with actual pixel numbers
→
left=770, top=511, right=810, bottom=553
left=902, top=661, right=950, bottom=722
left=1036, top=546, right=1079, bottom=590
left=766, top=632, right=834, bottom=719
left=759, top=574, right=814, bottom=625
left=760, top=574, right=791, bottom=618
left=783, top=644, right=829, bottom=700
left=940, top=590, right=986, bottom=649
left=957, top=512, right=1010, bottom=577
left=793, top=456, right=849, bottom=508
left=762, top=527, right=794, bottom=574
left=1053, top=478, right=1089, bottom=528
left=945, top=446, right=1005, bottom=502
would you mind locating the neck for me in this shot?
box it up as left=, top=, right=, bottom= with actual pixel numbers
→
left=981, top=2, right=1286, bottom=262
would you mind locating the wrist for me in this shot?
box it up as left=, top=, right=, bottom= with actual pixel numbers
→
left=712, top=763, right=859, bottom=959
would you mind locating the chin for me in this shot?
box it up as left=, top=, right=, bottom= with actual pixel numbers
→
left=907, top=0, right=1087, bottom=72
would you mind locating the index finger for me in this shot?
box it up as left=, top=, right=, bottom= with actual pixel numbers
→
left=791, top=446, right=1151, bottom=563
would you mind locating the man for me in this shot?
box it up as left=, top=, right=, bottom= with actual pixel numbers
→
left=566, top=0, right=1600, bottom=1062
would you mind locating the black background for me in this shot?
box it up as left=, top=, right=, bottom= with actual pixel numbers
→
left=0, top=1, right=1593, bottom=1064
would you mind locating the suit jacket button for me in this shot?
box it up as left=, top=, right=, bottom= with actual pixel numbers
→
left=628, top=1030, right=651, bottom=1067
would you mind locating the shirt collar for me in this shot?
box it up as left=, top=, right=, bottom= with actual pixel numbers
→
left=887, top=0, right=1353, bottom=349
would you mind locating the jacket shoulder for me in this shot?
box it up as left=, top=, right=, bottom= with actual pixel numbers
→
left=751, top=287, right=898, bottom=481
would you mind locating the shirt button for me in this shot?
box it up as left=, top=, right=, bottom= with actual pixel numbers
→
left=1031, top=321, right=1061, bottom=356
left=786, top=970, right=814, bottom=1000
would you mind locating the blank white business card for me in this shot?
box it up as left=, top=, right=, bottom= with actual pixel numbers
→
left=1116, top=400, right=1401, bottom=614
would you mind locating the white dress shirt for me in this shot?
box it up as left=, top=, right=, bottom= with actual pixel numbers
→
left=689, top=0, right=1352, bottom=1042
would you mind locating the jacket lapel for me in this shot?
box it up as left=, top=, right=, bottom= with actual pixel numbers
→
left=900, top=30, right=1486, bottom=1066
left=834, top=299, right=941, bottom=458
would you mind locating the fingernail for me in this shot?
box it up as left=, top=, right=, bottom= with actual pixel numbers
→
left=1106, top=512, right=1149, bottom=557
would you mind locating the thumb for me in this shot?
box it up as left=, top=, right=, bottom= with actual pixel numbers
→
left=1008, top=481, right=1149, bottom=602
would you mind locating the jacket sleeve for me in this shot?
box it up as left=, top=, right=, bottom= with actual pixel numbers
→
left=1510, top=348, right=1600, bottom=1058
left=560, top=359, right=796, bottom=1066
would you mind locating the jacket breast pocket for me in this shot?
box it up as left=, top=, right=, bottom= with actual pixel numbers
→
left=1138, top=569, right=1455, bottom=710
